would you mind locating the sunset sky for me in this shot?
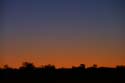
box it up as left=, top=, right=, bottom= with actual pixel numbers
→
left=1, top=0, right=125, bottom=68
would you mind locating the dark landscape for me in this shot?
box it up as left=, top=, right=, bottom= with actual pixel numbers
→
left=0, top=62, right=125, bottom=83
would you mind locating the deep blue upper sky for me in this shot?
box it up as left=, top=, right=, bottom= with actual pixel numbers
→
left=3, top=0, right=125, bottom=39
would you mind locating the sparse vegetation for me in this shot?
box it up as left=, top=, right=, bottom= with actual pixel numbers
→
left=0, top=62, right=125, bottom=83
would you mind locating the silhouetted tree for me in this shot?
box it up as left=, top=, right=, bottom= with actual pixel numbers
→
left=0, top=62, right=125, bottom=83
left=42, top=64, right=55, bottom=70
left=3, top=65, right=11, bottom=69
left=116, top=65, right=125, bottom=69
left=19, top=62, right=35, bottom=70
left=79, top=64, right=85, bottom=69
left=92, top=64, right=98, bottom=68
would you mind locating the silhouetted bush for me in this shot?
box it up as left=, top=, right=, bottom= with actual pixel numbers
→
left=0, top=62, right=125, bottom=83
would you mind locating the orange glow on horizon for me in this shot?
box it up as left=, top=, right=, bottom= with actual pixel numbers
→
left=1, top=51, right=125, bottom=68
left=1, top=38, right=125, bottom=68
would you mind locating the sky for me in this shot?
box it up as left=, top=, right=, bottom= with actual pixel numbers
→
left=1, top=0, right=125, bottom=68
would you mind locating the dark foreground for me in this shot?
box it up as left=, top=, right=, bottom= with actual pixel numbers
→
left=0, top=63, right=125, bottom=83
left=0, top=80, right=124, bottom=83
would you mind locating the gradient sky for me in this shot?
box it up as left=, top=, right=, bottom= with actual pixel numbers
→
left=1, top=0, right=125, bottom=68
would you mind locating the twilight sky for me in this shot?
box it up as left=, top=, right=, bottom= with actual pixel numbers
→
left=1, top=0, right=125, bottom=68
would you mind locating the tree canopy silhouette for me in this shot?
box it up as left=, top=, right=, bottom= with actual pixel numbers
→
left=0, top=62, right=125, bottom=83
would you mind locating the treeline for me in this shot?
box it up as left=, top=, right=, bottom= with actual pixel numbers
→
left=0, top=62, right=125, bottom=81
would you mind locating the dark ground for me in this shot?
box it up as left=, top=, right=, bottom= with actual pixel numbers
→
left=0, top=80, right=124, bottom=83
left=1, top=63, right=125, bottom=83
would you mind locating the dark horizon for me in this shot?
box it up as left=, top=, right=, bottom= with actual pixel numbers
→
left=1, top=62, right=125, bottom=69
left=0, top=62, right=125, bottom=83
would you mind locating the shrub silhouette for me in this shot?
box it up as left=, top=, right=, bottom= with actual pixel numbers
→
left=19, top=62, right=35, bottom=70
left=0, top=62, right=125, bottom=83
